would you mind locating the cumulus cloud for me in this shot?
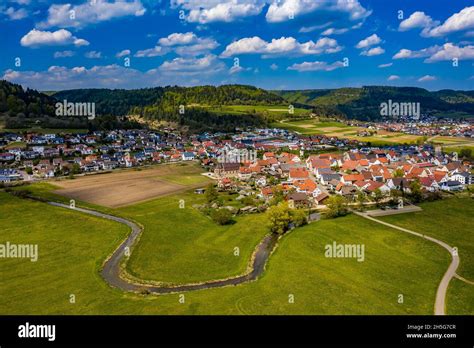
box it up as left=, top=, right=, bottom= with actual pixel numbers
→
left=399, top=11, right=436, bottom=31
left=2, top=65, right=145, bottom=90
left=229, top=65, right=250, bottom=74
left=134, top=46, right=168, bottom=58
left=424, top=6, right=474, bottom=37
left=355, top=33, right=381, bottom=49
left=418, top=75, right=436, bottom=82
left=38, top=0, right=146, bottom=29
left=116, top=49, right=130, bottom=58
left=2, top=59, right=225, bottom=90
left=393, top=43, right=474, bottom=62
left=3, top=6, right=28, bottom=20
left=85, top=50, right=102, bottom=59
left=54, top=50, right=75, bottom=58
left=158, top=54, right=225, bottom=75
left=221, top=36, right=342, bottom=58
left=387, top=75, right=400, bottom=81
left=270, top=63, right=278, bottom=70
left=171, top=0, right=370, bottom=24
left=171, top=0, right=265, bottom=24
left=424, top=43, right=474, bottom=62
left=20, top=29, right=89, bottom=48
left=135, top=32, right=218, bottom=58
left=287, top=60, right=345, bottom=72
left=266, top=0, right=371, bottom=23
left=360, top=46, right=384, bottom=56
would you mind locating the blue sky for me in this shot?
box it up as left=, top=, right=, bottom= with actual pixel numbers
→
left=0, top=0, right=473, bottom=91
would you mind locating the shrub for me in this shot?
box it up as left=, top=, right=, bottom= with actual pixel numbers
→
left=210, top=208, right=233, bottom=225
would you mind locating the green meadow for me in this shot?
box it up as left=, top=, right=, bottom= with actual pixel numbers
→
left=379, top=197, right=474, bottom=315
left=2, top=186, right=466, bottom=314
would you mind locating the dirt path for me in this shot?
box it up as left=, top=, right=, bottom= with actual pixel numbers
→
left=354, top=211, right=459, bottom=315
left=48, top=201, right=278, bottom=294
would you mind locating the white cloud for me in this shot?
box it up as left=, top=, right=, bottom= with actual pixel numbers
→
left=299, top=22, right=332, bottom=33
left=85, top=51, right=102, bottom=59
left=3, top=6, right=28, bottom=20
left=54, top=50, right=75, bottom=58
left=2, top=60, right=223, bottom=90
left=270, top=63, right=278, bottom=70
left=171, top=0, right=370, bottom=24
left=221, top=36, right=342, bottom=58
left=229, top=65, right=250, bottom=74
left=135, top=32, right=218, bottom=58
left=159, top=32, right=197, bottom=46
left=424, top=6, right=474, bottom=37
left=287, top=60, right=345, bottom=72
left=172, top=0, right=265, bottom=24
left=135, top=46, right=168, bottom=58
left=392, top=45, right=442, bottom=59
left=2, top=65, right=146, bottom=90
left=378, top=62, right=392, bottom=68
left=393, top=43, right=474, bottom=62
left=116, top=49, right=130, bottom=58
left=399, top=11, right=436, bottom=31
left=20, top=29, right=89, bottom=48
left=38, top=0, right=146, bottom=29
left=321, top=27, right=349, bottom=35
left=418, top=75, right=436, bottom=82
left=266, top=0, right=371, bottom=23
left=424, top=43, right=474, bottom=62
left=356, top=33, right=381, bottom=49
left=387, top=75, right=400, bottom=81
left=158, top=54, right=225, bottom=75
left=361, top=46, right=384, bottom=56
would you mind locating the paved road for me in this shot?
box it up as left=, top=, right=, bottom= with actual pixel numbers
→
left=48, top=201, right=278, bottom=294
left=354, top=211, right=459, bottom=315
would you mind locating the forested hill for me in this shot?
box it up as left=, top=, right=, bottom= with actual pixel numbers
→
left=0, top=80, right=56, bottom=117
left=54, top=85, right=285, bottom=116
left=274, top=86, right=474, bottom=120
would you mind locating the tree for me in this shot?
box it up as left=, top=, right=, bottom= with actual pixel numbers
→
left=459, top=148, right=473, bottom=160
left=409, top=180, right=423, bottom=203
left=325, top=195, right=349, bottom=218
left=356, top=191, right=366, bottom=211
left=210, top=209, right=233, bottom=225
left=205, top=183, right=218, bottom=203
left=71, top=163, right=81, bottom=174
left=393, top=168, right=404, bottom=178
left=267, top=202, right=291, bottom=234
left=269, top=187, right=285, bottom=206
left=290, top=209, right=307, bottom=227
left=373, top=188, right=384, bottom=207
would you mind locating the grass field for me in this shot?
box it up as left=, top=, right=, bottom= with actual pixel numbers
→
left=199, top=104, right=311, bottom=117
left=51, top=162, right=211, bottom=207
left=1, top=186, right=459, bottom=314
left=379, top=197, right=474, bottom=315
left=272, top=119, right=423, bottom=145
left=120, top=191, right=269, bottom=285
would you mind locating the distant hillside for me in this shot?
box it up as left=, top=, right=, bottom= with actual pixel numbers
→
left=0, top=80, right=139, bottom=130
left=273, top=86, right=474, bottom=120
left=54, top=85, right=285, bottom=115
left=2, top=80, right=473, bottom=133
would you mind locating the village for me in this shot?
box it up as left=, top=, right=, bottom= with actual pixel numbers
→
left=0, top=127, right=472, bottom=211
